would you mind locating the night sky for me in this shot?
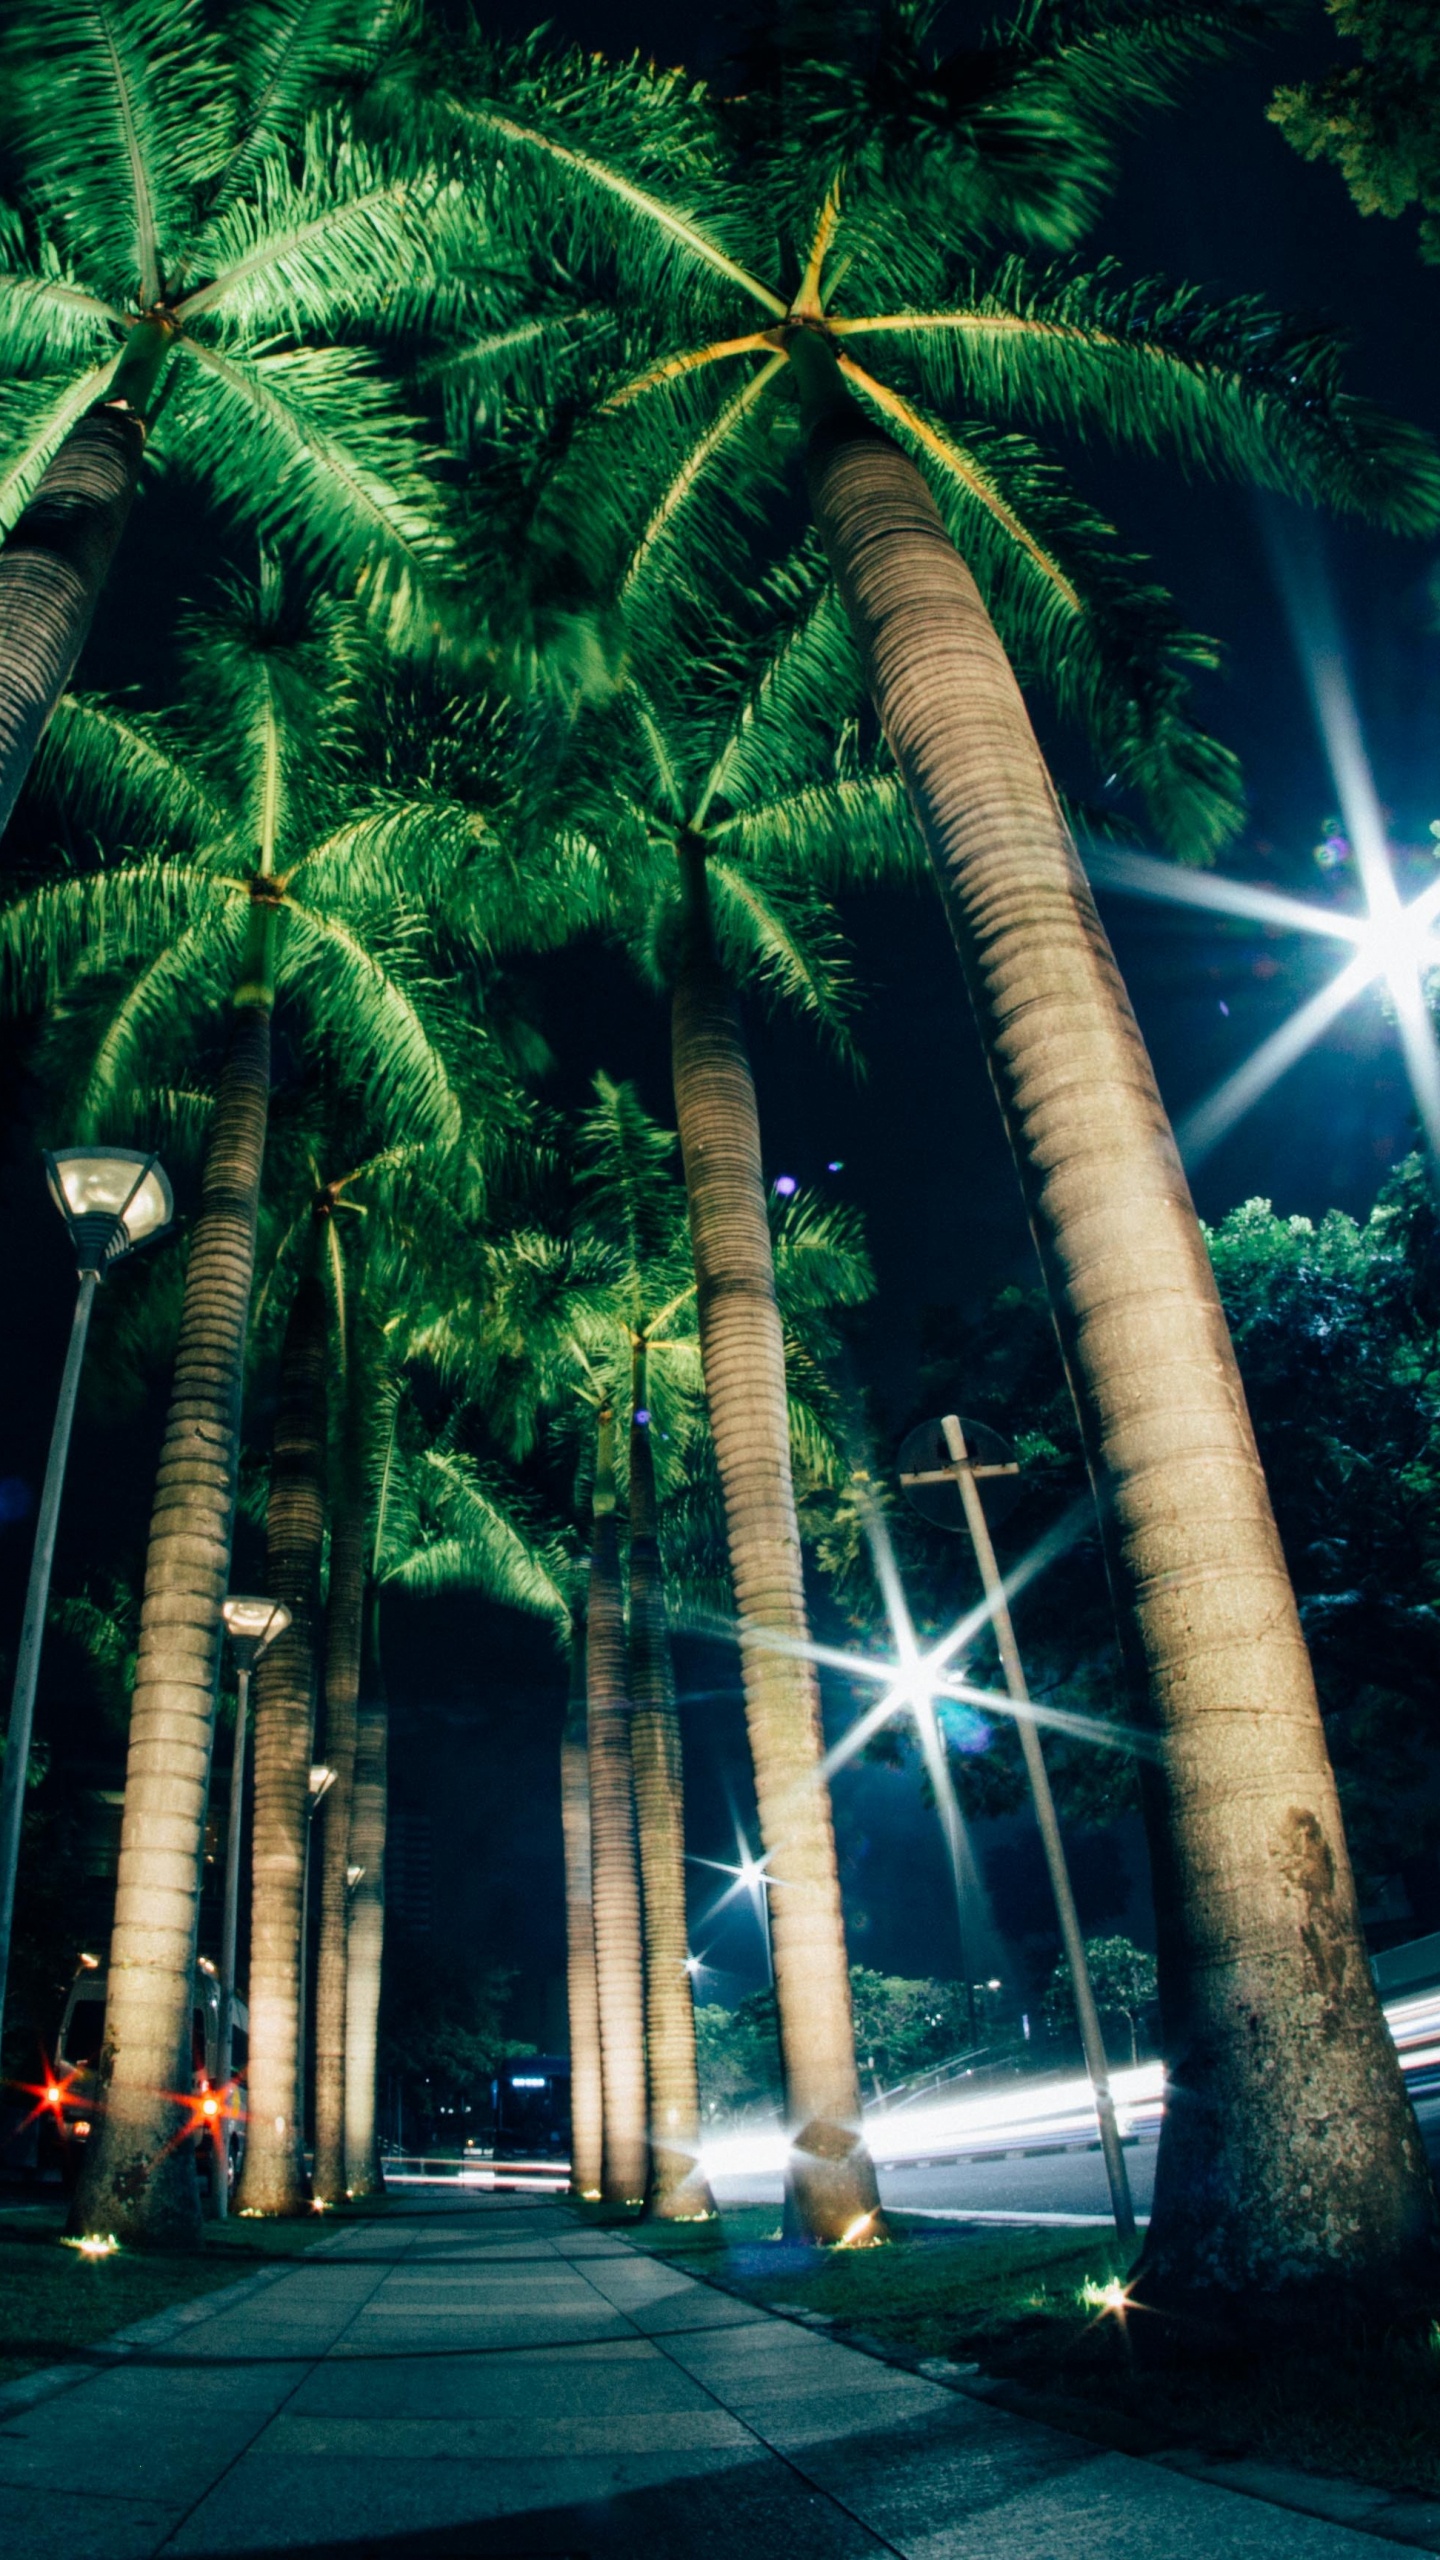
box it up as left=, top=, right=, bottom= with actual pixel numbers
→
left=2, top=4, right=1437, bottom=2050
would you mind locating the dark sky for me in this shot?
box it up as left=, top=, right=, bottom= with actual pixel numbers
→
left=3, top=5, right=1438, bottom=2048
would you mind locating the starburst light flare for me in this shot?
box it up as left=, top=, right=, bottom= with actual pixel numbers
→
left=1104, top=519, right=1440, bottom=1173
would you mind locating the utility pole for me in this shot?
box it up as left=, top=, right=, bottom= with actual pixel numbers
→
left=901, top=1415, right=1136, bottom=2243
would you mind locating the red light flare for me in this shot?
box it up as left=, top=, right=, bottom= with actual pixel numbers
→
left=10, top=2049, right=86, bottom=2136
left=153, top=2078, right=245, bottom=2171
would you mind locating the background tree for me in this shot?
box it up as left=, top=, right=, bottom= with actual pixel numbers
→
left=1044, top=1934, right=1157, bottom=2067
left=1272, top=2, right=1440, bottom=265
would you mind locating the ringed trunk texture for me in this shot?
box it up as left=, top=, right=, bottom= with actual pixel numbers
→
left=344, top=1612, right=387, bottom=2196
left=311, top=1456, right=365, bottom=2203
left=628, top=1380, right=713, bottom=2220
left=0, top=406, right=142, bottom=845
left=587, top=1412, right=649, bottom=2205
left=234, top=1270, right=328, bottom=2217
left=74, top=1005, right=271, bottom=2247
left=801, top=352, right=1438, bottom=2308
left=560, top=1616, right=604, bottom=2198
left=670, top=844, right=880, bottom=2246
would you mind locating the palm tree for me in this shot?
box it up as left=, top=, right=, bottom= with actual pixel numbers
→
left=0, top=0, right=473, bottom=838
left=532, top=594, right=907, bottom=2239
left=584, top=1404, right=648, bottom=2204
left=236, top=1239, right=329, bottom=2217
left=627, top=1342, right=712, bottom=2220
left=559, top=1601, right=603, bottom=2198
left=444, top=13, right=1440, bottom=2296
left=458, top=1078, right=872, bottom=2218
left=0, top=578, right=471, bottom=2243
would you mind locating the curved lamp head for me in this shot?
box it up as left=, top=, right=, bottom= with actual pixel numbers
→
left=221, top=1594, right=291, bottom=1671
left=45, top=1147, right=174, bottom=1276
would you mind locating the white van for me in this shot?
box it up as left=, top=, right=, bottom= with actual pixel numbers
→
left=43, top=1958, right=248, bottom=2197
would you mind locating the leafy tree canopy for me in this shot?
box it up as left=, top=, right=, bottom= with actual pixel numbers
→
left=1271, top=2, right=1440, bottom=265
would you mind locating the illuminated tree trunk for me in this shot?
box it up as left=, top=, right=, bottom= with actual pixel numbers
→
left=235, top=1265, right=328, bottom=2217
left=311, top=1374, right=366, bottom=2204
left=74, top=979, right=270, bottom=2247
left=344, top=1608, right=388, bottom=2195
left=798, top=329, right=1438, bottom=2311
left=628, top=1353, right=713, bottom=2219
left=560, top=1613, right=604, bottom=2198
left=587, top=1411, right=648, bottom=2204
left=670, top=840, right=880, bottom=2246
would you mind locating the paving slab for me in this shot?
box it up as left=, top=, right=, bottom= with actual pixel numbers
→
left=1, top=2190, right=1421, bottom=2558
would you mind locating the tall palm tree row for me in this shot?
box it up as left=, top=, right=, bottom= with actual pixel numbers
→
left=0, top=579, right=481, bottom=2240
left=458, top=1078, right=873, bottom=2215
left=0, top=0, right=487, bottom=837
left=434, top=10, right=1440, bottom=2301
left=526, top=570, right=915, bottom=2239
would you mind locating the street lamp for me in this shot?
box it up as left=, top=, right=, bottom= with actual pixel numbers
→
left=215, top=1594, right=291, bottom=2201
left=898, top=1413, right=1136, bottom=2245
left=0, top=1146, right=173, bottom=2054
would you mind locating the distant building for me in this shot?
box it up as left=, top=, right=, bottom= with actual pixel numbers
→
left=387, top=1807, right=435, bottom=1935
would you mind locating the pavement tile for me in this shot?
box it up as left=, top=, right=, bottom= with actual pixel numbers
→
left=0, top=2482, right=182, bottom=2559
left=261, top=2407, right=754, bottom=2458
left=169, top=2443, right=766, bottom=2551
left=287, top=2337, right=712, bottom=2419
left=898, top=2445, right=1387, bottom=2558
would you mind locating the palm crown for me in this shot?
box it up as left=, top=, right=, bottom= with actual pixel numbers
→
left=436, top=5, right=1440, bottom=853
left=0, top=0, right=469, bottom=615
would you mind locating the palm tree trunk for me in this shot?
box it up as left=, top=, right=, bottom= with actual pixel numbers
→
left=561, top=1610, right=604, bottom=2198
left=587, top=1409, right=648, bottom=2205
left=628, top=1348, right=713, bottom=2220
left=0, top=322, right=172, bottom=845
left=670, top=840, right=880, bottom=2247
left=310, top=1369, right=367, bottom=2204
left=73, top=985, right=271, bottom=2247
left=344, top=1600, right=388, bottom=2196
left=235, top=1263, right=328, bottom=2217
left=795, top=328, right=1438, bottom=2309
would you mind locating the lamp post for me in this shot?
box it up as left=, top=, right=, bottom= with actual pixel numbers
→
left=899, top=1413, right=1136, bottom=2244
left=298, top=1762, right=335, bottom=2164
left=0, top=1147, right=172, bottom=2055
left=215, top=1595, right=290, bottom=2213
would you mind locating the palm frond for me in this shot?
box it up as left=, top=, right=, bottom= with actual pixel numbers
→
left=34, top=696, right=226, bottom=850
left=204, top=0, right=401, bottom=227
left=382, top=1444, right=569, bottom=1630
left=839, top=261, right=1440, bottom=534
left=277, top=900, right=465, bottom=1149
left=706, top=856, right=860, bottom=1054
left=0, top=859, right=236, bottom=1012
left=161, top=338, right=451, bottom=630
left=179, top=119, right=459, bottom=341
left=6, top=1, right=227, bottom=304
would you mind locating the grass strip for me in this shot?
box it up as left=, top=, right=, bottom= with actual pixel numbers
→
left=0, top=2196, right=383, bottom=2388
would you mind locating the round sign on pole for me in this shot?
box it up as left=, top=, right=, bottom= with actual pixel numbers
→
left=896, top=1415, right=1023, bottom=1534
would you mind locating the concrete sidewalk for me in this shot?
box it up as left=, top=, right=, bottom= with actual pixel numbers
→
left=0, top=2191, right=1426, bottom=2558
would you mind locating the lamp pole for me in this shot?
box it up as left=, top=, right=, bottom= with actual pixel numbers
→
left=0, top=1148, right=172, bottom=2057
left=901, top=1415, right=1136, bottom=2244
left=215, top=1596, right=290, bottom=2216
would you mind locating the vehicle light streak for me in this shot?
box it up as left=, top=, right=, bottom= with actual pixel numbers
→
left=698, top=1984, right=1439, bottom=2188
